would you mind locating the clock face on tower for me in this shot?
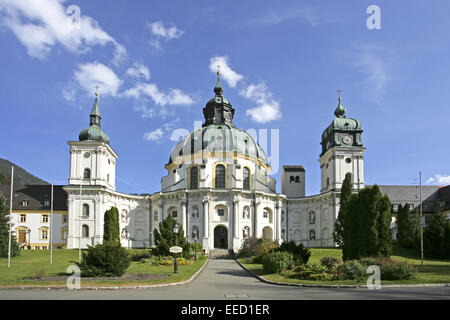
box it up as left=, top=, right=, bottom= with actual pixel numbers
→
left=342, top=135, right=353, bottom=145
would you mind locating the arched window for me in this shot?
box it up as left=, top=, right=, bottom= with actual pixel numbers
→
left=215, top=164, right=226, bottom=189
left=82, top=204, right=89, bottom=217
left=243, top=167, right=250, bottom=190
left=281, top=229, right=286, bottom=240
left=189, top=166, right=199, bottom=190
left=82, top=225, right=89, bottom=237
left=295, top=176, right=300, bottom=183
left=83, top=168, right=91, bottom=179
left=309, top=211, right=315, bottom=224
left=290, top=176, right=295, bottom=183
left=309, top=229, right=316, bottom=240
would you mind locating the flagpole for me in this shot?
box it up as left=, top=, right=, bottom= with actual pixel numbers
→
left=8, top=166, right=14, bottom=268
left=50, top=184, right=54, bottom=265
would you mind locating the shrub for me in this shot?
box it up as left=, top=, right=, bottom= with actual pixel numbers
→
left=276, top=241, right=311, bottom=265
left=239, top=237, right=279, bottom=258
left=381, top=262, right=416, bottom=280
left=293, top=264, right=333, bottom=281
left=358, top=256, right=416, bottom=280
left=77, top=242, right=131, bottom=277
left=320, top=257, right=342, bottom=271
left=261, top=251, right=294, bottom=274
left=337, top=260, right=366, bottom=280
left=33, top=268, right=47, bottom=279
left=129, top=249, right=152, bottom=262
left=190, top=242, right=203, bottom=252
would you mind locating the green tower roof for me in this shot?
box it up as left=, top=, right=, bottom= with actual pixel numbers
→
left=79, top=92, right=110, bottom=144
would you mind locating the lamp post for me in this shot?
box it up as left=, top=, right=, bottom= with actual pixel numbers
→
left=419, top=171, right=424, bottom=266
left=194, top=231, right=198, bottom=261
left=27, top=229, right=31, bottom=249
left=173, top=223, right=179, bottom=273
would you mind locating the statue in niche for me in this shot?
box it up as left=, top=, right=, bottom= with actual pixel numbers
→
left=243, top=226, right=250, bottom=239
left=121, top=228, right=128, bottom=239
left=243, top=207, right=250, bottom=219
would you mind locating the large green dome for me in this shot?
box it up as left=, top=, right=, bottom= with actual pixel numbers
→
left=168, top=124, right=268, bottom=165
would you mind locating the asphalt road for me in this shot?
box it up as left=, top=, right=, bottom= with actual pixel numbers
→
left=0, top=258, right=449, bottom=300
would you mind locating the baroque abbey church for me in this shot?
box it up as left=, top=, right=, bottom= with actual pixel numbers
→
left=62, top=71, right=365, bottom=253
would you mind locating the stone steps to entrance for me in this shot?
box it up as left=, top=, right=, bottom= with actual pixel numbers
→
left=208, top=249, right=234, bottom=259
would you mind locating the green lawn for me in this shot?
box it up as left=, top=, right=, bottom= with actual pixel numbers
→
left=238, top=246, right=450, bottom=285
left=0, top=250, right=207, bottom=287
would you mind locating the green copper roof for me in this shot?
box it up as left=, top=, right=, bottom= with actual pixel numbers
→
left=79, top=93, right=110, bottom=144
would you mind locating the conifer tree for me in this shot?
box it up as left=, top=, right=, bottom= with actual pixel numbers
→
left=103, top=207, right=120, bottom=243
left=0, top=192, right=19, bottom=258
left=342, top=185, right=392, bottom=260
left=334, top=172, right=352, bottom=247
left=153, top=215, right=190, bottom=258
left=397, top=203, right=414, bottom=249
left=423, top=212, right=450, bottom=259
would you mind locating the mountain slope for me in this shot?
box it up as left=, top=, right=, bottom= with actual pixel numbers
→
left=0, top=158, right=49, bottom=185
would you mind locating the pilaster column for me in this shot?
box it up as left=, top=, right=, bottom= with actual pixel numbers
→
left=233, top=197, right=239, bottom=238
left=202, top=197, right=209, bottom=238
left=181, top=198, right=187, bottom=238
left=254, top=198, right=261, bottom=238
left=276, top=201, right=281, bottom=243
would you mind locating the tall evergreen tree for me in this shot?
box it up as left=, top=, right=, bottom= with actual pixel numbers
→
left=423, top=212, right=450, bottom=259
left=0, top=192, right=19, bottom=258
left=342, top=185, right=392, bottom=260
left=153, top=215, right=190, bottom=258
left=103, top=207, right=120, bottom=243
left=334, top=172, right=352, bottom=247
left=376, top=194, right=392, bottom=257
left=397, top=203, right=414, bottom=248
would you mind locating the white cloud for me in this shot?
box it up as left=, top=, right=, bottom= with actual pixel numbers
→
left=148, top=21, right=183, bottom=49
left=209, top=56, right=243, bottom=88
left=426, top=175, right=450, bottom=185
left=143, top=128, right=164, bottom=142
left=143, top=118, right=182, bottom=143
left=241, top=82, right=281, bottom=123
left=123, top=83, right=193, bottom=106
left=148, top=21, right=184, bottom=39
left=354, top=46, right=390, bottom=102
left=208, top=56, right=281, bottom=123
left=245, top=7, right=321, bottom=27
left=126, top=62, right=151, bottom=81
left=73, top=61, right=122, bottom=96
left=133, top=105, right=156, bottom=119
left=0, top=0, right=126, bottom=63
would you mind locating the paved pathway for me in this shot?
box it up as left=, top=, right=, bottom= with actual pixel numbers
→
left=0, top=258, right=449, bottom=300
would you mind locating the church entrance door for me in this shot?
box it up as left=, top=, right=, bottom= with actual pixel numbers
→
left=214, top=226, right=228, bottom=249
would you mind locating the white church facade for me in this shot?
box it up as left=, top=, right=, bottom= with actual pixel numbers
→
left=64, top=72, right=366, bottom=253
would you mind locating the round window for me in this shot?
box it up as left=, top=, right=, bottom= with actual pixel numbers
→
left=84, top=152, right=90, bottom=158
left=346, top=158, right=352, bottom=163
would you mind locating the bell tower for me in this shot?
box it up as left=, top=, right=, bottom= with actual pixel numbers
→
left=68, top=91, right=118, bottom=190
left=319, top=95, right=365, bottom=193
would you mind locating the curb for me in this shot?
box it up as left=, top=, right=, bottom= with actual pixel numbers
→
left=235, top=258, right=450, bottom=289
left=0, top=258, right=209, bottom=291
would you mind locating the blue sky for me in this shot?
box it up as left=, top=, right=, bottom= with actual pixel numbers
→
left=1, top=0, right=450, bottom=195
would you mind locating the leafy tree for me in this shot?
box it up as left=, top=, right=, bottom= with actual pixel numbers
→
left=153, top=215, right=190, bottom=258
left=423, top=212, right=450, bottom=259
left=334, top=172, right=353, bottom=247
left=77, top=242, right=131, bottom=277
left=397, top=203, right=414, bottom=249
left=103, top=207, right=120, bottom=243
left=342, top=185, right=392, bottom=260
left=0, top=192, right=19, bottom=258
